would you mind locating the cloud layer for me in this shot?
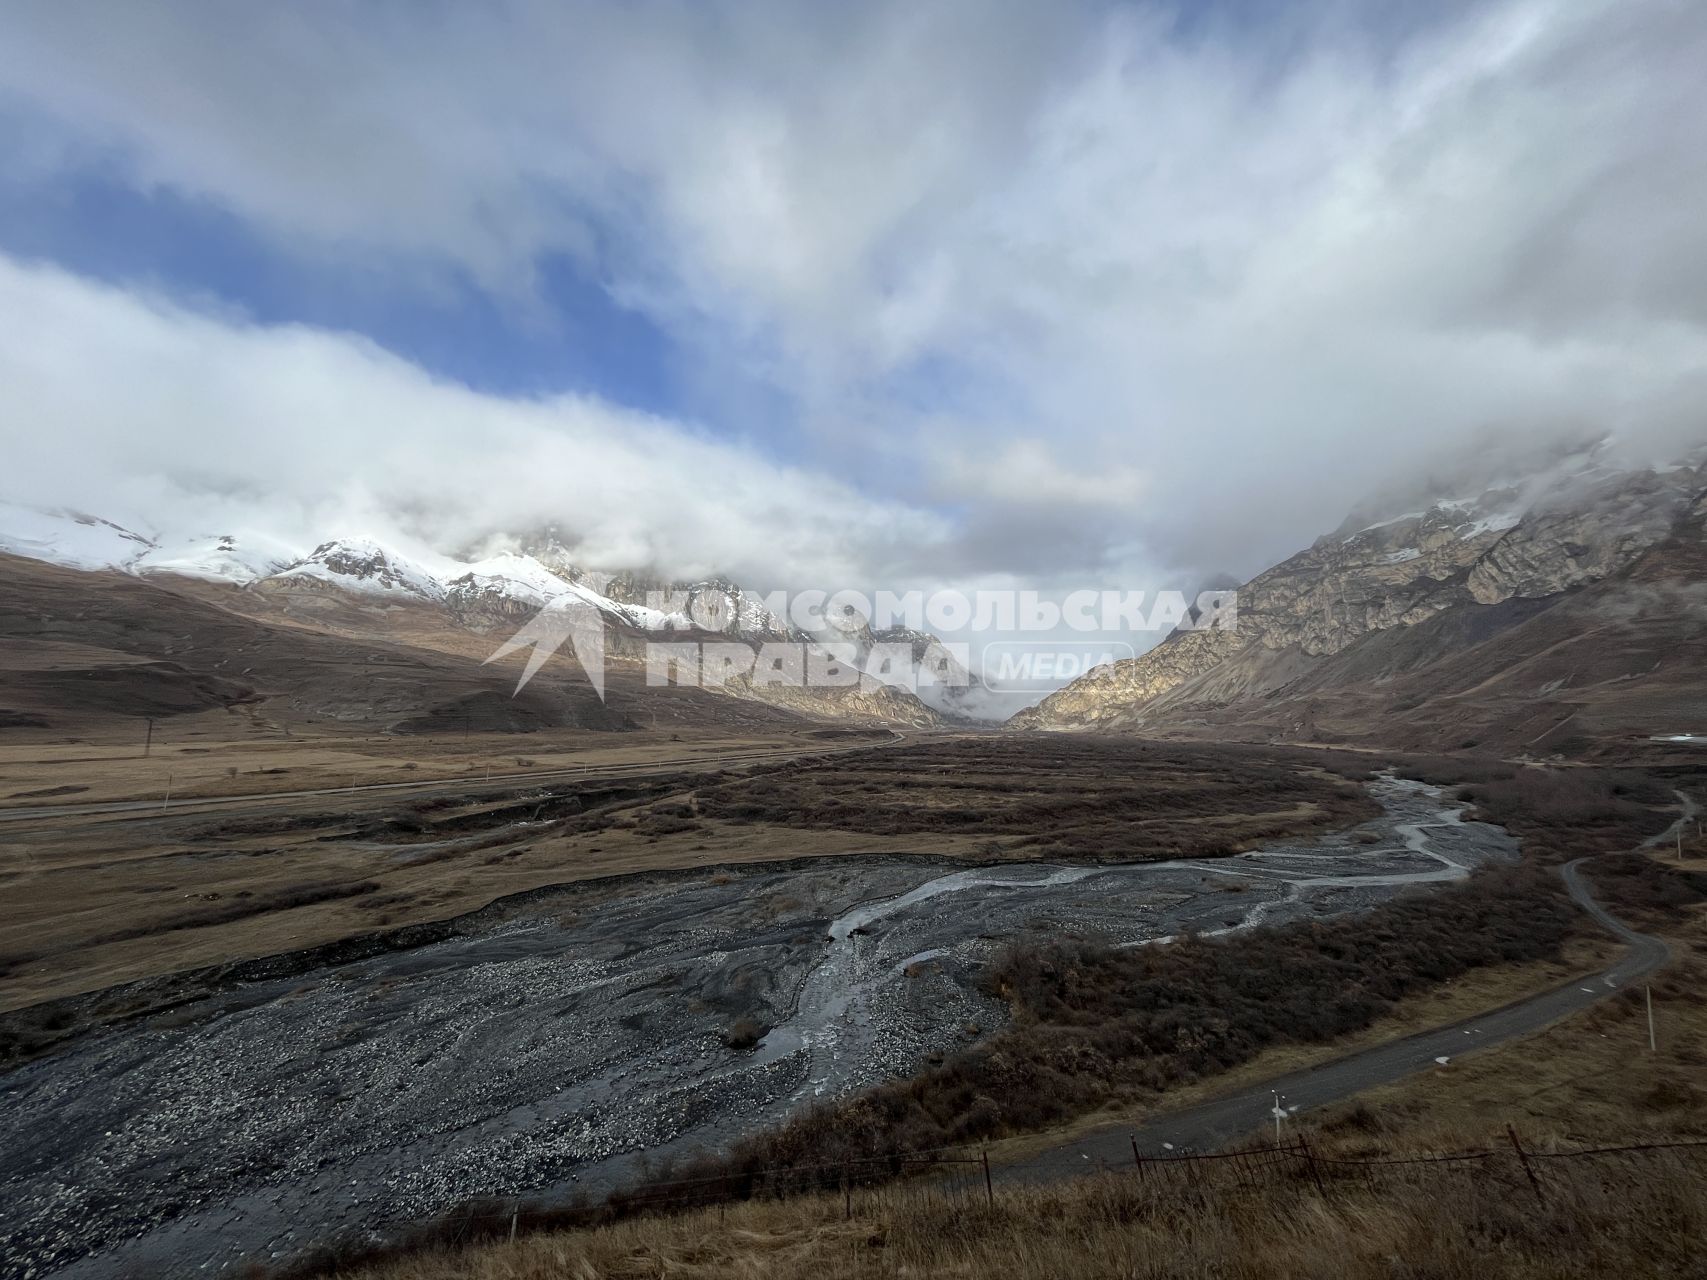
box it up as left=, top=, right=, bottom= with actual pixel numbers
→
left=1, top=0, right=1703, bottom=602
left=0, top=256, right=951, bottom=588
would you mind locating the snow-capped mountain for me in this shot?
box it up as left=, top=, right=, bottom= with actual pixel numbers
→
left=0, top=510, right=712, bottom=633
left=491, top=530, right=794, bottom=638
left=0, top=501, right=299, bottom=584
left=0, top=502, right=960, bottom=725
left=0, top=503, right=155, bottom=570
left=261, top=538, right=451, bottom=599
left=137, top=532, right=301, bottom=584
left=442, top=552, right=583, bottom=617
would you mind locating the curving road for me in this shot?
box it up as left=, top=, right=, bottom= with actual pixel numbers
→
left=997, top=792, right=1693, bottom=1183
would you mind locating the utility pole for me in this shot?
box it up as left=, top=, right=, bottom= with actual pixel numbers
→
left=143, top=718, right=155, bottom=758
left=1647, top=985, right=1657, bottom=1052
left=162, top=774, right=173, bottom=810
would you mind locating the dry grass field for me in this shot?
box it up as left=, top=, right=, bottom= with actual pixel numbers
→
left=1310, top=842, right=1707, bottom=1149
left=694, top=736, right=1378, bottom=859
left=0, top=722, right=856, bottom=810
left=0, top=725, right=894, bottom=1013
left=317, top=1148, right=1707, bottom=1280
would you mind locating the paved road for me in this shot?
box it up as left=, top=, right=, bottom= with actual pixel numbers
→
left=0, top=732, right=907, bottom=825
left=998, top=793, right=1694, bottom=1182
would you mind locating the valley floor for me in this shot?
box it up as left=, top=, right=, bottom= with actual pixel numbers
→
left=0, top=734, right=1364, bottom=1015
left=2, top=749, right=1460, bottom=1277
left=5, top=728, right=1700, bottom=1279
left=319, top=837, right=1707, bottom=1280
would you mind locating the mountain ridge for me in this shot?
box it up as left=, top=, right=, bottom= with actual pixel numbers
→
left=0, top=505, right=956, bottom=729
left=1010, top=448, right=1707, bottom=755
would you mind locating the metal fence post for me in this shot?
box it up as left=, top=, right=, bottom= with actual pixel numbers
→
left=1506, top=1124, right=1545, bottom=1204
left=1298, top=1136, right=1327, bottom=1196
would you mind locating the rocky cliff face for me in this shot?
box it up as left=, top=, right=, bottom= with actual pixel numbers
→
left=1464, top=467, right=1696, bottom=604
left=1012, top=451, right=1707, bottom=740
left=1010, top=628, right=1241, bottom=730
left=720, top=672, right=945, bottom=728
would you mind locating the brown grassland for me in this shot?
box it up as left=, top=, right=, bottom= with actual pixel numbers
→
left=314, top=1150, right=1707, bottom=1280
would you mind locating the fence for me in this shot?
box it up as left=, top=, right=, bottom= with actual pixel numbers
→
left=303, top=1128, right=1707, bottom=1268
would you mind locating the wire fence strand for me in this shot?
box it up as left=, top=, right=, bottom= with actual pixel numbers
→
left=357, top=1131, right=1707, bottom=1252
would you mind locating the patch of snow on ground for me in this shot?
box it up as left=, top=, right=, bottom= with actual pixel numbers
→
left=1354, top=510, right=1426, bottom=535
left=1458, top=511, right=1522, bottom=537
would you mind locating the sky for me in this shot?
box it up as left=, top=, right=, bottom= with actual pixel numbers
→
left=0, top=0, right=1704, bottom=662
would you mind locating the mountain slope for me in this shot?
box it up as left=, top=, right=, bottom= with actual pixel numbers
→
left=0, top=509, right=950, bottom=728
left=1012, top=453, right=1707, bottom=755
left=0, top=552, right=834, bottom=735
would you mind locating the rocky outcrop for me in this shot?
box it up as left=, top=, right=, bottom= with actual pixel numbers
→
left=1011, top=628, right=1240, bottom=729
left=722, top=673, right=945, bottom=728
left=1466, top=468, right=1699, bottom=603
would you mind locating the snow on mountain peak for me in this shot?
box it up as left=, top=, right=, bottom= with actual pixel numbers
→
left=0, top=501, right=154, bottom=571
left=0, top=500, right=303, bottom=584
left=267, top=538, right=451, bottom=600
left=137, top=531, right=300, bottom=584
